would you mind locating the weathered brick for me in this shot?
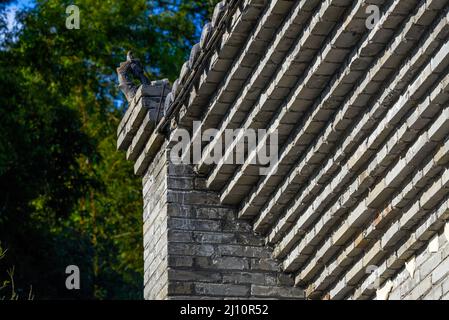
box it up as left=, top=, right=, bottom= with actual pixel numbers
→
left=195, top=283, right=250, bottom=297
left=251, top=285, right=304, bottom=299
left=431, top=256, right=449, bottom=284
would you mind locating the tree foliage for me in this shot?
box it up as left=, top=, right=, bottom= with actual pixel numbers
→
left=0, top=0, right=217, bottom=299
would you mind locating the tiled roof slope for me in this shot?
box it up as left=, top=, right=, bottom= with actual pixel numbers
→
left=118, top=0, right=449, bottom=299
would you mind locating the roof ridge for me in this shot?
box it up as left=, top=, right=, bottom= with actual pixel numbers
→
left=159, top=0, right=238, bottom=132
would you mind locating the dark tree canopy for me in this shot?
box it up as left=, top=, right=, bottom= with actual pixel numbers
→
left=0, top=0, right=218, bottom=299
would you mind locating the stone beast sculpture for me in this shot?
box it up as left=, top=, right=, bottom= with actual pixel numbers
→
left=116, top=51, right=150, bottom=103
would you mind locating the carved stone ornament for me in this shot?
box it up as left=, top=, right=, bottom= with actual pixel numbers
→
left=117, top=51, right=150, bottom=103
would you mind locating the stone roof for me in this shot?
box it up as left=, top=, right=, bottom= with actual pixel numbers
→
left=118, top=0, right=449, bottom=299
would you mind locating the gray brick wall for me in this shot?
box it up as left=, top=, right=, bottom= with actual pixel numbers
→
left=143, top=143, right=169, bottom=299
left=385, top=226, right=449, bottom=300
left=142, top=142, right=304, bottom=300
